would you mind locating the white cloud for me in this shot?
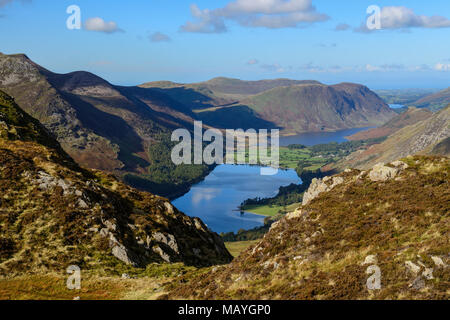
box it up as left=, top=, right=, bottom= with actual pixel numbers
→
left=180, top=4, right=227, bottom=33
left=181, top=0, right=328, bottom=33
left=356, top=6, right=450, bottom=32
left=150, top=32, right=171, bottom=42
left=84, top=17, right=123, bottom=34
left=247, top=59, right=259, bottom=65
left=434, top=63, right=450, bottom=71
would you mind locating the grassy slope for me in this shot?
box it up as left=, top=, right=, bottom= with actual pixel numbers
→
left=225, top=240, right=260, bottom=258
left=169, top=156, right=450, bottom=300
left=242, top=203, right=301, bottom=217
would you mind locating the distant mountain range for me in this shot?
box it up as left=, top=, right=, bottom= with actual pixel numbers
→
left=143, top=77, right=396, bottom=135
left=409, top=87, right=450, bottom=111
left=376, top=87, right=450, bottom=112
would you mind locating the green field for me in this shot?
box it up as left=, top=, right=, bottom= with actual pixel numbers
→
left=279, top=146, right=330, bottom=169
left=225, top=240, right=260, bottom=257
left=238, top=146, right=330, bottom=170
left=242, top=202, right=301, bottom=217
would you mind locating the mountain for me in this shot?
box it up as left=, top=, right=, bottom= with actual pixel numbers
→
left=347, top=107, right=433, bottom=141
left=0, top=90, right=232, bottom=275
left=0, top=52, right=210, bottom=198
left=169, top=157, right=449, bottom=299
left=409, top=87, right=450, bottom=112
left=241, top=82, right=396, bottom=134
left=145, top=78, right=396, bottom=134
left=334, top=105, right=450, bottom=170
left=0, top=53, right=196, bottom=173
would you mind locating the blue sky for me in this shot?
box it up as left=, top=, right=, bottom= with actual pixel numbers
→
left=0, top=0, right=449, bottom=89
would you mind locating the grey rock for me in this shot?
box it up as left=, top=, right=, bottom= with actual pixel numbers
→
left=361, top=255, right=378, bottom=265
left=112, top=245, right=135, bottom=266
left=77, top=199, right=88, bottom=209
left=431, top=256, right=445, bottom=267
left=391, top=160, right=409, bottom=170
left=405, top=261, right=421, bottom=274
left=164, top=202, right=174, bottom=214
left=422, top=268, right=434, bottom=280
left=153, top=232, right=179, bottom=254
left=368, top=163, right=399, bottom=182
left=303, top=176, right=344, bottom=206
left=153, top=246, right=171, bottom=263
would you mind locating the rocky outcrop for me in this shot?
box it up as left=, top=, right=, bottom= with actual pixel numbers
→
left=0, top=91, right=232, bottom=275
left=302, top=176, right=344, bottom=206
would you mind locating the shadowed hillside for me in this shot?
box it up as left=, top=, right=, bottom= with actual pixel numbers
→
left=0, top=53, right=210, bottom=198
left=0, top=90, right=232, bottom=275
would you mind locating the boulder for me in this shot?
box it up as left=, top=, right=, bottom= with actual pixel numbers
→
left=302, top=176, right=344, bottom=206
left=368, top=163, right=399, bottom=182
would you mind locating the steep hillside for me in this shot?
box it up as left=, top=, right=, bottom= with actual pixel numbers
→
left=347, top=107, right=433, bottom=141
left=335, top=105, right=450, bottom=170
left=242, top=83, right=395, bottom=134
left=410, top=87, right=450, bottom=111
left=0, top=90, right=232, bottom=275
left=0, top=53, right=210, bottom=198
left=169, top=157, right=449, bottom=300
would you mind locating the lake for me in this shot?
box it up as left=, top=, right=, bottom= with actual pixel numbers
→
left=172, top=165, right=301, bottom=234
left=279, top=127, right=372, bottom=147
left=389, top=104, right=405, bottom=109
left=173, top=126, right=372, bottom=234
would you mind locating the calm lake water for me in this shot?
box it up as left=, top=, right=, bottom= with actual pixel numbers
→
left=389, top=104, right=405, bottom=109
left=279, top=127, right=372, bottom=147
left=173, top=126, right=372, bottom=234
left=172, top=165, right=301, bottom=234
